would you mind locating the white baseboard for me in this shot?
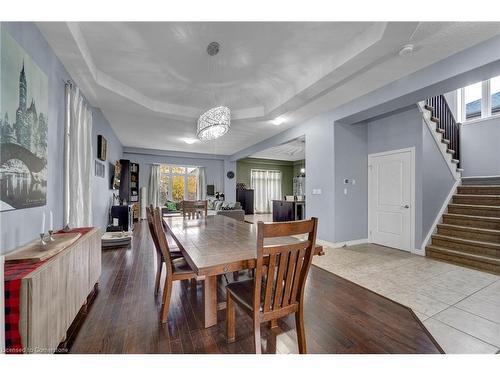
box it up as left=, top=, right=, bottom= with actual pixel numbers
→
left=317, top=238, right=369, bottom=249
left=412, top=248, right=426, bottom=256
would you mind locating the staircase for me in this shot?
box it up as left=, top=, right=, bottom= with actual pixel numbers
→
left=426, top=177, right=500, bottom=274
left=419, top=95, right=462, bottom=179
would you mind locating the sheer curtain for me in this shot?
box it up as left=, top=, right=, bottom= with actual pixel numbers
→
left=149, top=164, right=160, bottom=207
left=197, top=167, right=206, bottom=200
left=64, top=84, right=93, bottom=228
left=251, top=169, right=282, bottom=213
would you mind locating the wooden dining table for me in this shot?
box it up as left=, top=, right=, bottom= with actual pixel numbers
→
left=163, top=215, right=324, bottom=328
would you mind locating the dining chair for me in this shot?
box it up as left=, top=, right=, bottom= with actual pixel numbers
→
left=225, top=217, right=318, bottom=354
left=151, top=207, right=203, bottom=323
left=181, top=200, right=208, bottom=219
left=146, top=207, right=183, bottom=296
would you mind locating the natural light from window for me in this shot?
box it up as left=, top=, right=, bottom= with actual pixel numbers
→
left=491, top=75, right=500, bottom=115
left=464, top=82, right=482, bottom=120
left=159, top=165, right=198, bottom=204
left=458, top=75, right=500, bottom=122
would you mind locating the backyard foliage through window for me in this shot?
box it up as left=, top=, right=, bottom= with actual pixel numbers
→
left=159, top=164, right=198, bottom=203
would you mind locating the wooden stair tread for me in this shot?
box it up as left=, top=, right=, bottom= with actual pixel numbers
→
left=443, top=213, right=500, bottom=222
left=458, top=185, right=500, bottom=189
left=427, top=245, right=500, bottom=264
left=437, top=223, right=500, bottom=235
left=454, top=194, right=500, bottom=198
left=448, top=203, right=500, bottom=210
left=431, top=234, right=500, bottom=249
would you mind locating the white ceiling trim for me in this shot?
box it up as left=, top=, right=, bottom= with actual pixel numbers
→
left=64, top=22, right=389, bottom=123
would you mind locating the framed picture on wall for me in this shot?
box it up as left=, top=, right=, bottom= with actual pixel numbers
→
left=95, top=160, right=105, bottom=178
left=0, top=27, right=49, bottom=211
left=97, top=135, right=107, bottom=161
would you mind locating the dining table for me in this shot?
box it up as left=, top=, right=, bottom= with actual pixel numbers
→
left=163, top=214, right=324, bottom=328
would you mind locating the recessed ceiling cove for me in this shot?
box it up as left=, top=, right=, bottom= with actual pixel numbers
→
left=38, top=22, right=500, bottom=155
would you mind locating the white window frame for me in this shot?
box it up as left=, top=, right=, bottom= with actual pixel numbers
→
left=159, top=164, right=198, bottom=202
left=459, top=76, right=500, bottom=124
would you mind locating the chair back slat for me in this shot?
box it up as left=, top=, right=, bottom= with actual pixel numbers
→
left=263, top=253, right=277, bottom=312
left=272, top=252, right=289, bottom=310
left=281, top=250, right=299, bottom=307
left=289, top=248, right=307, bottom=304
left=152, top=207, right=173, bottom=275
left=146, top=207, right=162, bottom=261
left=254, top=218, right=318, bottom=317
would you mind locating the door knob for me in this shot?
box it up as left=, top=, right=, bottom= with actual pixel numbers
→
left=402, top=204, right=409, bottom=209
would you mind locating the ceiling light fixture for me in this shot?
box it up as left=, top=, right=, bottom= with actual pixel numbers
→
left=197, top=42, right=231, bottom=141
left=183, top=138, right=197, bottom=144
left=272, top=116, right=285, bottom=126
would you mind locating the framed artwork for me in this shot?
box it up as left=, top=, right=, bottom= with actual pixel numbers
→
left=0, top=27, right=49, bottom=211
left=95, top=160, right=105, bottom=178
left=97, top=134, right=107, bottom=161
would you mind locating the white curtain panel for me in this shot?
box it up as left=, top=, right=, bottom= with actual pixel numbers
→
left=251, top=169, right=282, bottom=213
left=197, top=167, right=206, bottom=200
left=149, top=164, right=160, bottom=208
left=64, top=85, right=93, bottom=228
left=267, top=170, right=282, bottom=211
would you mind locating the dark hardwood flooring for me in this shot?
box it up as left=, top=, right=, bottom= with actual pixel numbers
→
left=69, top=220, right=442, bottom=354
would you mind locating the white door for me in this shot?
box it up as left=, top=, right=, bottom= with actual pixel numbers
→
left=368, top=148, right=414, bottom=252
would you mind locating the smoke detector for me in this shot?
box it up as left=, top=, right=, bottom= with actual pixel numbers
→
left=398, top=44, right=414, bottom=57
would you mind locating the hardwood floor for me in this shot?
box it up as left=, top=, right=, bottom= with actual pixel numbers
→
left=69, top=220, right=442, bottom=354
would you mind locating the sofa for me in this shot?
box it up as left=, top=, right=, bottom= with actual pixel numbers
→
left=207, top=198, right=245, bottom=221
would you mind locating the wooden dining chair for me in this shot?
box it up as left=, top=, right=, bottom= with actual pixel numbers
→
left=151, top=208, right=202, bottom=323
left=181, top=200, right=208, bottom=219
left=146, top=207, right=183, bottom=296
left=226, top=217, right=318, bottom=354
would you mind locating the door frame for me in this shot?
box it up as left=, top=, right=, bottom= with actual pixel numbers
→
left=368, top=147, right=416, bottom=252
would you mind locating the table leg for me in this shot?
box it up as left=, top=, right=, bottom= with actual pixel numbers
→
left=204, top=275, right=218, bottom=328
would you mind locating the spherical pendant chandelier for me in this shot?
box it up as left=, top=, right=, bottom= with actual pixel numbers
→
left=197, top=42, right=231, bottom=141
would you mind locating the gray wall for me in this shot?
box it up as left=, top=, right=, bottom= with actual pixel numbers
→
left=334, top=122, right=368, bottom=242
left=92, top=108, right=123, bottom=231
left=461, top=117, right=500, bottom=177
left=332, top=106, right=456, bottom=250
left=366, top=107, right=424, bottom=249
left=422, top=123, right=456, bottom=242
left=0, top=23, right=123, bottom=254
left=122, top=148, right=225, bottom=202
left=0, top=22, right=69, bottom=254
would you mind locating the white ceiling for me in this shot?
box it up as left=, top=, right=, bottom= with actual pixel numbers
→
left=251, top=137, right=305, bottom=161
left=37, top=22, right=500, bottom=155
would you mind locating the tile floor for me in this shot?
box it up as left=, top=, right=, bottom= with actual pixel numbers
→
left=312, top=243, right=500, bottom=354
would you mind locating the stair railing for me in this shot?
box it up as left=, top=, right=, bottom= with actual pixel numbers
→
left=425, top=95, right=460, bottom=167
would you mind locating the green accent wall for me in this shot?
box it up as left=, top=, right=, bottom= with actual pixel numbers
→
left=236, top=158, right=296, bottom=196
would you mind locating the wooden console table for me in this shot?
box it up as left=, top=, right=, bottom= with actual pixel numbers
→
left=4, top=228, right=101, bottom=353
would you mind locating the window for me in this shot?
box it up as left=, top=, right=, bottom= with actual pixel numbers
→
left=464, top=82, right=482, bottom=120
left=491, top=76, right=500, bottom=115
left=158, top=164, right=198, bottom=203
left=458, top=75, right=500, bottom=122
